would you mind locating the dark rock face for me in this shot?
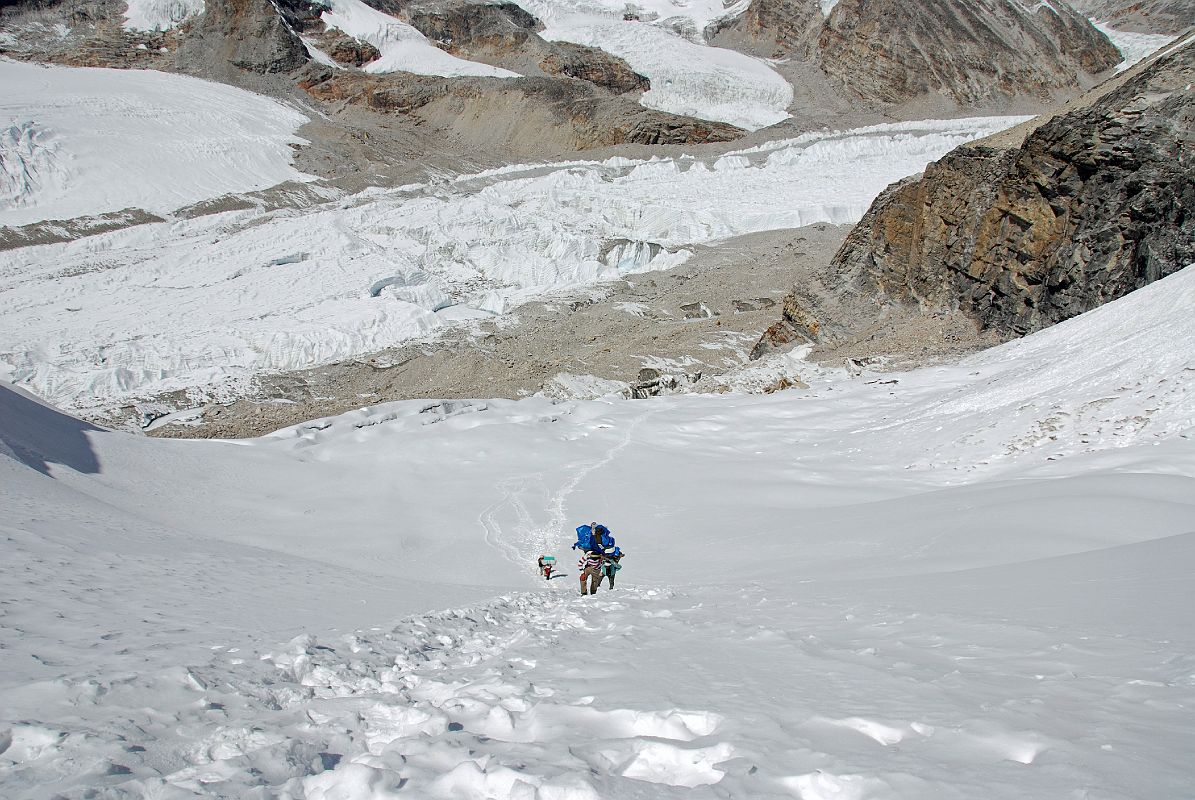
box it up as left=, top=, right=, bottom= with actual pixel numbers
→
left=540, top=42, right=649, bottom=94
left=182, top=0, right=310, bottom=74
left=322, top=32, right=381, bottom=66
left=406, top=1, right=539, bottom=55
left=779, top=41, right=1194, bottom=347
left=818, top=0, right=1122, bottom=106
left=751, top=292, right=823, bottom=359
left=730, top=0, right=823, bottom=58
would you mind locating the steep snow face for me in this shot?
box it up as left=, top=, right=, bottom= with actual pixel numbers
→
left=0, top=61, right=312, bottom=226
left=1, top=268, right=1193, bottom=798
left=122, top=0, right=204, bottom=32
left=320, top=0, right=521, bottom=78
left=0, top=115, right=1028, bottom=412
left=512, top=0, right=790, bottom=129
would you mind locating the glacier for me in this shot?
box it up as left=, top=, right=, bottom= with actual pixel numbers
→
left=0, top=110, right=1030, bottom=412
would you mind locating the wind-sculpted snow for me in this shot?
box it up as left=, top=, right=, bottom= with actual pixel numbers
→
left=320, top=0, right=521, bottom=78
left=0, top=115, right=1028, bottom=412
left=513, top=0, right=788, bottom=129
left=2, top=269, right=1194, bottom=796
left=0, top=61, right=313, bottom=227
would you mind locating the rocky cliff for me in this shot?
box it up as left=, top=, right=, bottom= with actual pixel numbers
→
left=717, top=0, right=1123, bottom=111
left=756, top=39, right=1193, bottom=358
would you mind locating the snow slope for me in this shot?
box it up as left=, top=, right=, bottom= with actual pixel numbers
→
left=511, top=0, right=790, bottom=130
left=320, top=0, right=520, bottom=78
left=2, top=265, right=1193, bottom=798
left=0, top=114, right=1028, bottom=412
left=0, top=60, right=313, bottom=227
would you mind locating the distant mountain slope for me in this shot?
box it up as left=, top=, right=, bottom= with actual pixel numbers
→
left=818, top=0, right=1122, bottom=106
left=716, top=0, right=1122, bottom=110
left=1068, top=0, right=1195, bottom=33
left=1, top=0, right=1131, bottom=157
left=756, top=37, right=1194, bottom=357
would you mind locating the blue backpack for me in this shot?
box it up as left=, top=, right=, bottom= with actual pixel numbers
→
left=573, top=525, right=595, bottom=551
left=596, top=525, right=614, bottom=549
left=573, top=523, right=615, bottom=551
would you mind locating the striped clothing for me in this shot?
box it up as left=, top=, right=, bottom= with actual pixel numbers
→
left=578, top=551, right=604, bottom=572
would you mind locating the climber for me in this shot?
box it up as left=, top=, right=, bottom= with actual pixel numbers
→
left=578, top=547, right=604, bottom=596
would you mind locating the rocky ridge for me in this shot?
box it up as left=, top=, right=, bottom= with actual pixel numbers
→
left=298, top=68, right=737, bottom=154
left=755, top=37, right=1194, bottom=358
left=716, top=0, right=1122, bottom=111
left=1068, top=0, right=1195, bottom=34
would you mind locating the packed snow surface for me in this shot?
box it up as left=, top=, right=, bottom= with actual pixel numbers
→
left=122, top=0, right=204, bottom=31
left=320, top=0, right=520, bottom=78
left=0, top=114, right=1028, bottom=411
left=0, top=60, right=312, bottom=226
left=2, top=265, right=1194, bottom=798
left=512, top=0, right=790, bottom=129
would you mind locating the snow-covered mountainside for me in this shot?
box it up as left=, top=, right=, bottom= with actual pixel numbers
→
left=1, top=4, right=1191, bottom=797
left=3, top=261, right=1193, bottom=798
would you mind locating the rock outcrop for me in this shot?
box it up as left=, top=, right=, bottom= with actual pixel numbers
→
left=721, top=0, right=825, bottom=58
left=405, top=1, right=541, bottom=61
left=539, top=42, right=650, bottom=95
left=176, top=0, right=309, bottom=75
left=757, top=39, right=1194, bottom=355
left=299, top=68, right=740, bottom=153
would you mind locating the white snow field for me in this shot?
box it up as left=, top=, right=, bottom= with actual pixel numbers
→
left=2, top=262, right=1194, bottom=799
left=0, top=114, right=1029, bottom=413
left=0, top=60, right=313, bottom=227
left=511, top=0, right=791, bottom=130
left=319, top=0, right=521, bottom=78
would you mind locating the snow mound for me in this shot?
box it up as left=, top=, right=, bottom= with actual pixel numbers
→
left=321, top=0, right=520, bottom=78
left=0, top=115, right=1025, bottom=411
left=0, top=61, right=313, bottom=226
